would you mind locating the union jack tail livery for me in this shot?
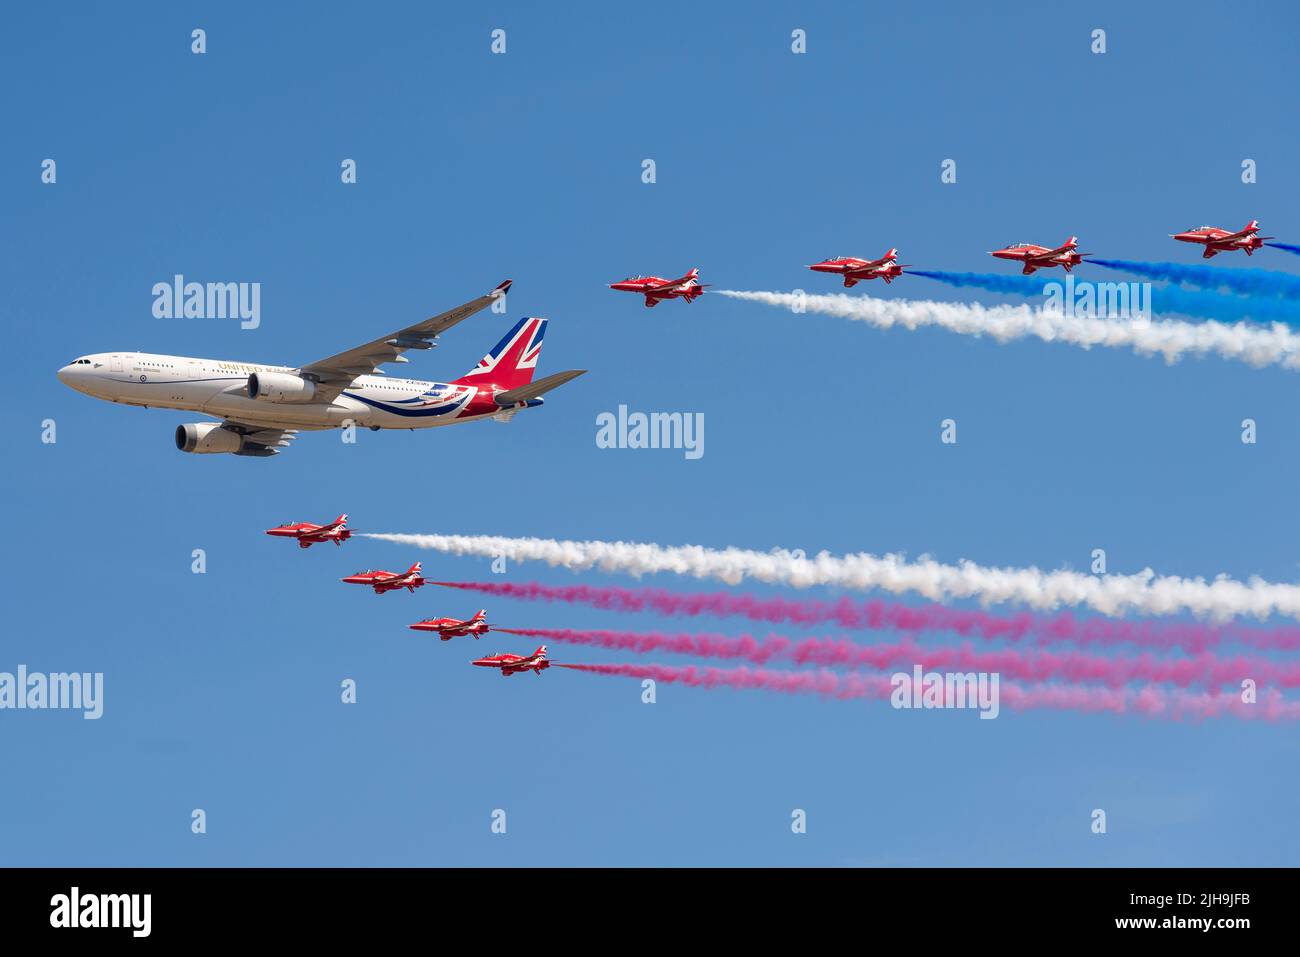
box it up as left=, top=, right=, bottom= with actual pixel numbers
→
left=453, top=317, right=546, bottom=391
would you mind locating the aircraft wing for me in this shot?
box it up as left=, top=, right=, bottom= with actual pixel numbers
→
left=298, top=280, right=512, bottom=394
left=1213, top=225, right=1257, bottom=242
left=1036, top=239, right=1078, bottom=258
left=218, top=421, right=299, bottom=457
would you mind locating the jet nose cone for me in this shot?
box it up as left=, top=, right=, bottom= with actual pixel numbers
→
left=57, top=365, right=72, bottom=385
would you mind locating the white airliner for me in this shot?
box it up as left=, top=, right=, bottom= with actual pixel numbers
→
left=56, top=280, right=586, bottom=457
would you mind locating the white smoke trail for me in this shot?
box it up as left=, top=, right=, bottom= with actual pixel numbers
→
left=361, top=532, right=1300, bottom=621
left=714, top=289, right=1300, bottom=371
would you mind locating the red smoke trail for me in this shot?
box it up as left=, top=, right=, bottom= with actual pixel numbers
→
left=440, top=581, right=1300, bottom=653
left=554, top=662, right=1300, bottom=721
left=500, top=627, right=1300, bottom=690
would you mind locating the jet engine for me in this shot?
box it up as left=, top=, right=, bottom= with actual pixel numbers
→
left=247, top=371, right=317, bottom=403
left=175, top=422, right=244, bottom=454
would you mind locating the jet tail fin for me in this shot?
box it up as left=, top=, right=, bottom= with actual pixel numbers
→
left=453, top=317, right=547, bottom=390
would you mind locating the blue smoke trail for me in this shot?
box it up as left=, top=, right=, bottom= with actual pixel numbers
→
left=1090, top=259, right=1300, bottom=301
left=910, top=269, right=1300, bottom=326
left=910, top=270, right=1044, bottom=296
left=1266, top=242, right=1300, bottom=256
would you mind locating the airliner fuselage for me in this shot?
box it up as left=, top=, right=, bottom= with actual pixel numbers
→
left=57, top=351, right=526, bottom=431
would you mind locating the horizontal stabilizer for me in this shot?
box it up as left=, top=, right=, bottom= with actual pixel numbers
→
left=494, top=369, right=586, bottom=406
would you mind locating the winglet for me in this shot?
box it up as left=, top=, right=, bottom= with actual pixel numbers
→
left=492, top=279, right=513, bottom=297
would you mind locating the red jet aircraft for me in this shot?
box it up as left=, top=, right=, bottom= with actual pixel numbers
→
left=410, top=609, right=490, bottom=640
left=341, top=562, right=425, bottom=594
left=265, top=514, right=351, bottom=548
left=808, top=249, right=909, bottom=287
left=609, top=268, right=708, bottom=307
left=989, top=237, right=1089, bottom=274
left=472, top=645, right=550, bottom=676
left=1171, top=220, right=1272, bottom=258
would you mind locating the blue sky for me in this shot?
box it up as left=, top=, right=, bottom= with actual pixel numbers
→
left=2, top=1, right=1298, bottom=865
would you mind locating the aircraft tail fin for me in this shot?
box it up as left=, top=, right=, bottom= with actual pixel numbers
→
left=453, top=318, right=547, bottom=390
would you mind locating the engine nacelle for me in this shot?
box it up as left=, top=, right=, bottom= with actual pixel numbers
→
left=175, top=422, right=243, bottom=454
left=247, top=371, right=317, bottom=403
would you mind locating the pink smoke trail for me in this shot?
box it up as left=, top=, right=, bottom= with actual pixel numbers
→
left=555, top=662, right=1300, bottom=721
left=442, top=581, right=1300, bottom=653
left=501, top=627, right=1300, bottom=690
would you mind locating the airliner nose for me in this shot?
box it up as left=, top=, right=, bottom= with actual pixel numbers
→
left=56, top=364, right=74, bottom=386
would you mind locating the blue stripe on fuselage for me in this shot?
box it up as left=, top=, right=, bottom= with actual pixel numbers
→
left=344, top=392, right=469, bottom=417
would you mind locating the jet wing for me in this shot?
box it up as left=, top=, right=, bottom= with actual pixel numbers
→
left=298, top=280, right=512, bottom=395
left=1035, top=239, right=1078, bottom=259
left=1213, top=225, right=1257, bottom=243
left=219, top=421, right=299, bottom=457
